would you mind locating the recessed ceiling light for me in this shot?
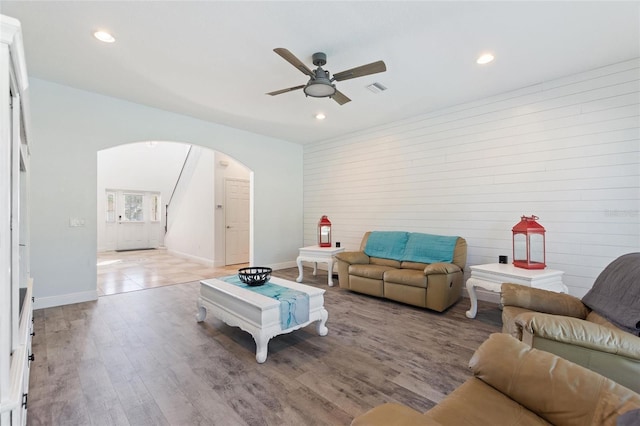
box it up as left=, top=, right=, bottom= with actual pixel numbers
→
left=476, top=53, right=494, bottom=65
left=94, top=31, right=115, bottom=43
left=315, top=113, right=326, bottom=120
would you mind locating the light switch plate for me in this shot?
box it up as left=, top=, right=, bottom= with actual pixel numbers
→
left=69, top=217, right=85, bottom=227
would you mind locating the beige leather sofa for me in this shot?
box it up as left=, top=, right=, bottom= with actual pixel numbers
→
left=335, top=231, right=467, bottom=312
left=351, top=333, right=640, bottom=426
left=501, top=282, right=640, bottom=393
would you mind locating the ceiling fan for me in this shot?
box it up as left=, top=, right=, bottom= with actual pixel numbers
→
left=266, top=48, right=387, bottom=105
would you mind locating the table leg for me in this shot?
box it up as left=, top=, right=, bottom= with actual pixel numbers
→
left=327, top=259, right=334, bottom=287
left=254, top=333, right=269, bottom=363
left=312, top=262, right=318, bottom=276
left=465, top=281, right=478, bottom=319
left=316, top=308, right=329, bottom=336
left=196, top=300, right=207, bottom=322
left=296, top=256, right=304, bottom=283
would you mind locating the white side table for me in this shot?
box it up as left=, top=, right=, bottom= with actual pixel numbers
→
left=296, top=246, right=345, bottom=286
left=465, top=263, right=567, bottom=319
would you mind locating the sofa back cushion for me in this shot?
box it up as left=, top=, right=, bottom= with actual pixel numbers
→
left=471, top=334, right=640, bottom=426
left=363, top=231, right=409, bottom=261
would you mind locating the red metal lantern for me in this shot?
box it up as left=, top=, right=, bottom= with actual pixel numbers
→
left=317, top=215, right=332, bottom=247
left=512, top=215, right=546, bottom=269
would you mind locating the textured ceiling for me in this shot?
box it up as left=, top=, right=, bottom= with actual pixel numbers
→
left=2, top=1, right=639, bottom=144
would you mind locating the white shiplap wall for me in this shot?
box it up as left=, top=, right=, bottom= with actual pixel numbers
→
left=303, top=59, right=640, bottom=298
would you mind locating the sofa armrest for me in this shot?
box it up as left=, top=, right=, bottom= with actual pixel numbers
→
left=501, top=283, right=589, bottom=319
left=351, top=403, right=441, bottom=426
left=515, top=312, right=640, bottom=359
left=470, top=334, right=640, bottom=425
left=423, top=262, right=460, bottom=275
left=335, top=251, right=370, bottom=265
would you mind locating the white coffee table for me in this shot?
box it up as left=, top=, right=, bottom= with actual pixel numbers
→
left=465, top=263, right=567, bottom=319
left=197, top=276, right=328, bottom=363
left=296, top=245, right=345, bottom=286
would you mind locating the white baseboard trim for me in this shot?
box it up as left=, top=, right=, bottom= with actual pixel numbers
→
left=166, top=249, right=214, bottom=267
left=34, top=290, right=98, bottom=310
left=269, top=260, right=298, bottom=271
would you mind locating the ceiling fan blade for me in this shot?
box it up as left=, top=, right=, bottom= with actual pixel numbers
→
left=333, top=60, right=387, bottom=81
left=332, top=90, right=351, bottom=105
left=266, top=85, right=305, bottom=96
left=273, top=48, right=314, bottom=77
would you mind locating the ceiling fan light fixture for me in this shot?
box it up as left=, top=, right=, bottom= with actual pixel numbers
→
left=303, top=79, right=336, bottom=98
left=269, top=48, right=386, bottom=105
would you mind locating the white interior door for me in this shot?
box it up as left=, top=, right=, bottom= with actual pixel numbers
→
left=116, top=192, right=146, bottom=250
left=225, top=178, right=249, bottom=265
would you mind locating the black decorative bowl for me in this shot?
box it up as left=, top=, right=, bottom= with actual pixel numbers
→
left=238, top=267, right=272, bottom=286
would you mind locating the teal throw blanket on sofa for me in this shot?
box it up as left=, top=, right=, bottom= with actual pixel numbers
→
left=364, top=231, right=458, bottom=264
left=364, top=231, right=409, bottom=261
left=220, top=275, right=309, bottom=329
left=403, top=233, right=458, bottom=264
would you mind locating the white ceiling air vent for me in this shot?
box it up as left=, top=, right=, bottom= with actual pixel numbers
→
left=366, top=82, right=387, bottom=94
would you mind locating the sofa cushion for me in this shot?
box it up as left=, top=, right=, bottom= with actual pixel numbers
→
left=370, top=257, right=402, bottom=268
left=400, top=261, right=429, bottom=271
left=363, top=231, right=409, bottom=261
left=350, top=276, right=384, bottom=297
left=349, top=264, right=396, bottom=280
left=403, top=233, right=458, bottom=264
left=426, top=378, right=550, bottom=426
left=586, top=311, right=620, bottom=331
left=351, top=403, right=437, bottom=426
left=384, top=269, right=427, bottom=288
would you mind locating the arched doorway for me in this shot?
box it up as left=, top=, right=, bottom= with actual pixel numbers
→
left=96, top=141, right=251, bottom=296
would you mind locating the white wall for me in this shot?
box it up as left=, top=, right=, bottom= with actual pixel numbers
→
left=29, top=78, right=303, bottom=309
left=96, top=141, right=190, bottom=251
left=164, top=146, right=216, bottom=264
left=163, top=148, right=251, bottom=266
left=303, top=59, right=640, bottom=298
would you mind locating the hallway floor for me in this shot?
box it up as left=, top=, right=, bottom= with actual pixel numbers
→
left=97, top=248, right=248, bottom=296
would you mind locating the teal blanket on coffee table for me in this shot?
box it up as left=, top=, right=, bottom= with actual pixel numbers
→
left=220, top=275, right=310, bottom=329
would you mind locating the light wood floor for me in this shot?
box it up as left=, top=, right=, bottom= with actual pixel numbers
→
left=28, top=267, right=501, bottom=426
left=97, top=249, right=248, bottom=296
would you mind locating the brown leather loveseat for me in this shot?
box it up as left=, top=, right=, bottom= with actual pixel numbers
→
left=335, top=231, right=467, bottom=312
left=351, top=333, right=640, bottom=426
